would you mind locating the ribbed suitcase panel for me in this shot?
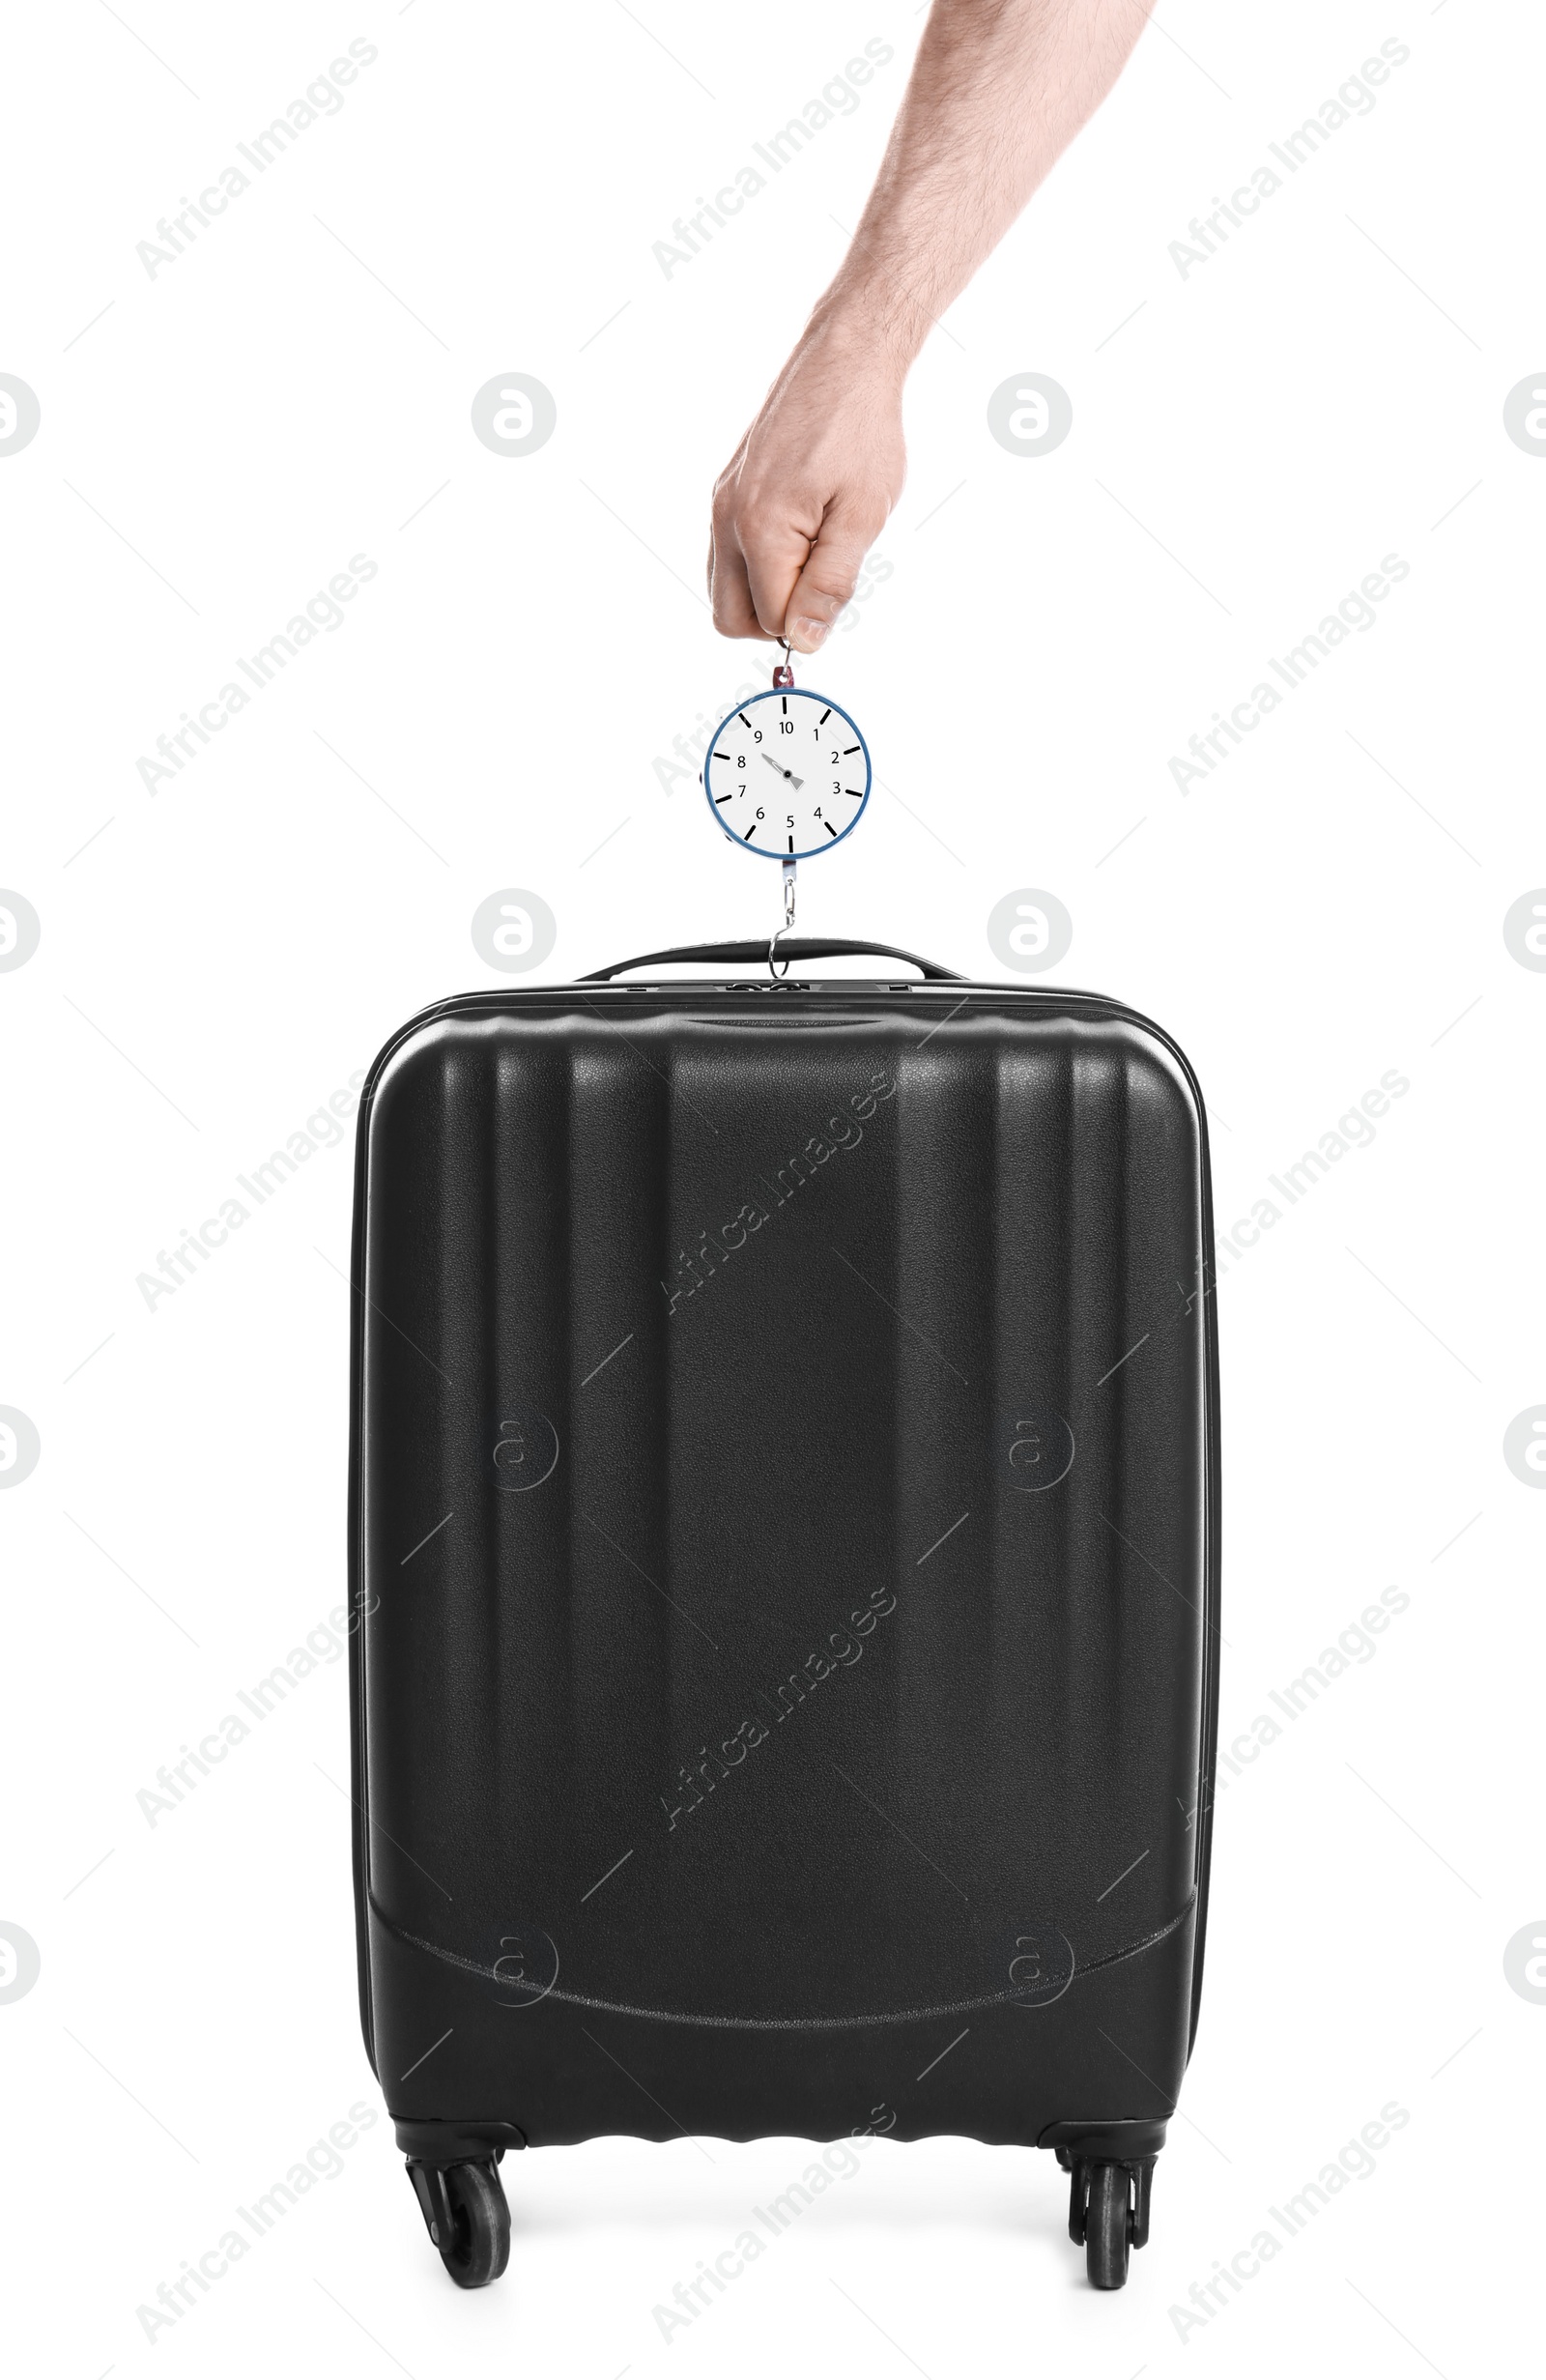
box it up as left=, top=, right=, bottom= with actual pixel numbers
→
left=360, top=1001, right=1207, bottom=2034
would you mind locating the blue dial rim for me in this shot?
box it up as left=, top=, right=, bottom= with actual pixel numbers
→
left=701, top=686, right=872, bottom=862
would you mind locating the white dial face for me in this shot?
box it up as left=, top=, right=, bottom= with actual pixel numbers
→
left=702, top=689, right=871, bottom=861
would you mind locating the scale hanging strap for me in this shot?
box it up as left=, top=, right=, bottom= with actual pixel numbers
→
left=769, top=858, right=796, bottom=977
left=769, top=641, right=797, bottom=970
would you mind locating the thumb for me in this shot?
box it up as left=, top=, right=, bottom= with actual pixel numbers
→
left=782, top=506, right=874, bottom=654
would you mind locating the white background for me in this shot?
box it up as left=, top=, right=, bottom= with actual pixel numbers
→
left=2, top=0, right=1542, bottom=2371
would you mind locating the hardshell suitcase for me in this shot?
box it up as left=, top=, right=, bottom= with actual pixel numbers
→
left=348, top=936, right=1220, bottom=2292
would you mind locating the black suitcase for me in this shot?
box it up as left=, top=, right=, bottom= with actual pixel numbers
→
left=347, top=936, right=1220, bottom=2292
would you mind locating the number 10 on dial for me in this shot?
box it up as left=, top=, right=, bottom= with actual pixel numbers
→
left=701, top=688, right=872, bottom=861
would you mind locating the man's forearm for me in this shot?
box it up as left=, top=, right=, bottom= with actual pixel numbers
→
left=815, top=0, right=1156, bottom=368
left=708, top=0, right=1156, bottom=645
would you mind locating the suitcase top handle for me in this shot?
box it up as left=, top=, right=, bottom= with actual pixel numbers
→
left=583, top=937, right=964, bottom=983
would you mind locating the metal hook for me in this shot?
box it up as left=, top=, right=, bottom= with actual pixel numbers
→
left=768, top=859, right=796, bottom=977
left=772, top=638, right=794, bottom=690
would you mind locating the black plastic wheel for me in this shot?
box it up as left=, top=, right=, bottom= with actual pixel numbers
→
left=411, top=2158, right=511, bottom=2288
left=1085, top=2163, right=1131, bottom=2290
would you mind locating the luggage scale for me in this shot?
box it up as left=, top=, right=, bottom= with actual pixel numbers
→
left=699, top=640, right=872, bottom=968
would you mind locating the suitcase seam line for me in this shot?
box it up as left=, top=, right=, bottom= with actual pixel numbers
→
left=366, top=1892, right=1195, bottom=2031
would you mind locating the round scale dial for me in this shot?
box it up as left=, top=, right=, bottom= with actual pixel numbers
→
left=701, top=688, right=872, bottom=861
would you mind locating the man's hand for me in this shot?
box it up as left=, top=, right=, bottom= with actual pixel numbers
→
left=707, top=0, right=1156, bottom=647
left=709, top=314, right=906, bottom=655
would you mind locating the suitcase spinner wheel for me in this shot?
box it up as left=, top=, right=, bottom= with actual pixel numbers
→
left=1064, top=2152, right=1155, bottom=2290
left=406, top=2157, right=511, bottom=2288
